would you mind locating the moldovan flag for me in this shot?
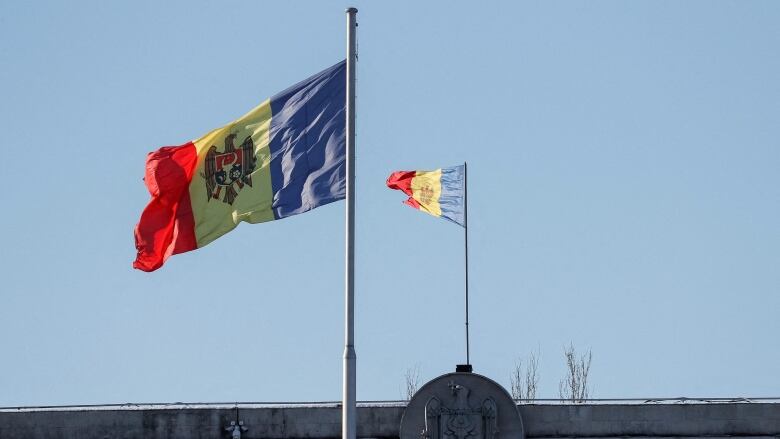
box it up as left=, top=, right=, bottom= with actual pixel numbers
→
left=133, top=61, right=346, bottom=272
left=386, top=165, right=465, bottom=227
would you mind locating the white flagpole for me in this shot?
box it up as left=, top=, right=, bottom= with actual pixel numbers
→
left=343, top=7, right=358, bottom=439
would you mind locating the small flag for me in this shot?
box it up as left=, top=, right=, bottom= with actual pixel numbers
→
left=133, top=60, right=346, bottom=272
left=386, top=165, right=465, bottom=227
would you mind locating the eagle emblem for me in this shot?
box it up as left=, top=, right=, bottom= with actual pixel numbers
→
left=202, top=133, right=257, bottom=205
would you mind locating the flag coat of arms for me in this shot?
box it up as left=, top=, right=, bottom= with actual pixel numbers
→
left=134, top=61, right=346, bottom=272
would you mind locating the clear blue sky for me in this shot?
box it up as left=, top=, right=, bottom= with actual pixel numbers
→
left=1, top=0, right=778, bottom=407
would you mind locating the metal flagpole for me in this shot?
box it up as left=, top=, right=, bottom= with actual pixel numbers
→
left=464, top=161, right=470, bottom=366
left=343, top=7, right=358, bottom=439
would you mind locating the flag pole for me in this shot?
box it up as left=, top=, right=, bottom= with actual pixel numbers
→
left=343, top=7, right=358, bottom=439
left=464, top=161, right=470, bottom=366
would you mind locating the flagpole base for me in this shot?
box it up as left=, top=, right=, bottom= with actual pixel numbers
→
left=456, top=364, right=473, bottom=373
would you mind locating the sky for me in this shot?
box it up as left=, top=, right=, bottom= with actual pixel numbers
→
left=0, top=0, right=778, bottom=407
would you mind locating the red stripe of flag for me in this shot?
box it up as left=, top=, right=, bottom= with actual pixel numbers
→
left=386, top=170, right=421, bottom=210
left=133, top=142, right=199, bottom=272
left=386, top=170, right=415, bottom=195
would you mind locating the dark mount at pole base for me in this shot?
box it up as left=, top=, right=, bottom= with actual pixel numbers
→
left=456, top=364, right=473, bottom=373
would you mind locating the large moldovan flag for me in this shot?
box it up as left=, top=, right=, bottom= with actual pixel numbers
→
left=134, top=61, right=346, bottom=272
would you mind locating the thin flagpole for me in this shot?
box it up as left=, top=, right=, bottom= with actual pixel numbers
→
left=464, top=161, right=470, bottom=366
left=343, top=7, right=358, bottom=439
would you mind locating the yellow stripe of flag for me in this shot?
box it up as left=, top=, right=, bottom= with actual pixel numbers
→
left=410, top=169, right=443, bottom=217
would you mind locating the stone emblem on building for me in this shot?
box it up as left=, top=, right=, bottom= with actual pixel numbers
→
left=422, top=381, right=498, bottom=439
left=400, top=371, right=524, bottom=439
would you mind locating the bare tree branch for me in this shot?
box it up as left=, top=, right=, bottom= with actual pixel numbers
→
left=404, top=364, right=421, bottom=401
left=526, top=350, right=539, bottom=402
left=510, top=350, right=540, bottom=402
left=510, top=359, right=523, bottom=400
left=558, top=343, right=592, bottom=403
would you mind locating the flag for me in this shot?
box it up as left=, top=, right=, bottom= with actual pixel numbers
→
left=133, top=60, right=346, bottom=272
left=386, top=165, right=465, bottom=227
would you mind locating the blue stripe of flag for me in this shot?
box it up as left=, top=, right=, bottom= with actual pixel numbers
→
left=439, top=165, right=465, bottom=227
left=268, top=60, right=347, bottom=220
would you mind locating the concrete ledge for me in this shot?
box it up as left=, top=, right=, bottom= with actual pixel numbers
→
left=519, top=403, right=780, bottom=437
left=0, top=402, right=778, bottom=439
